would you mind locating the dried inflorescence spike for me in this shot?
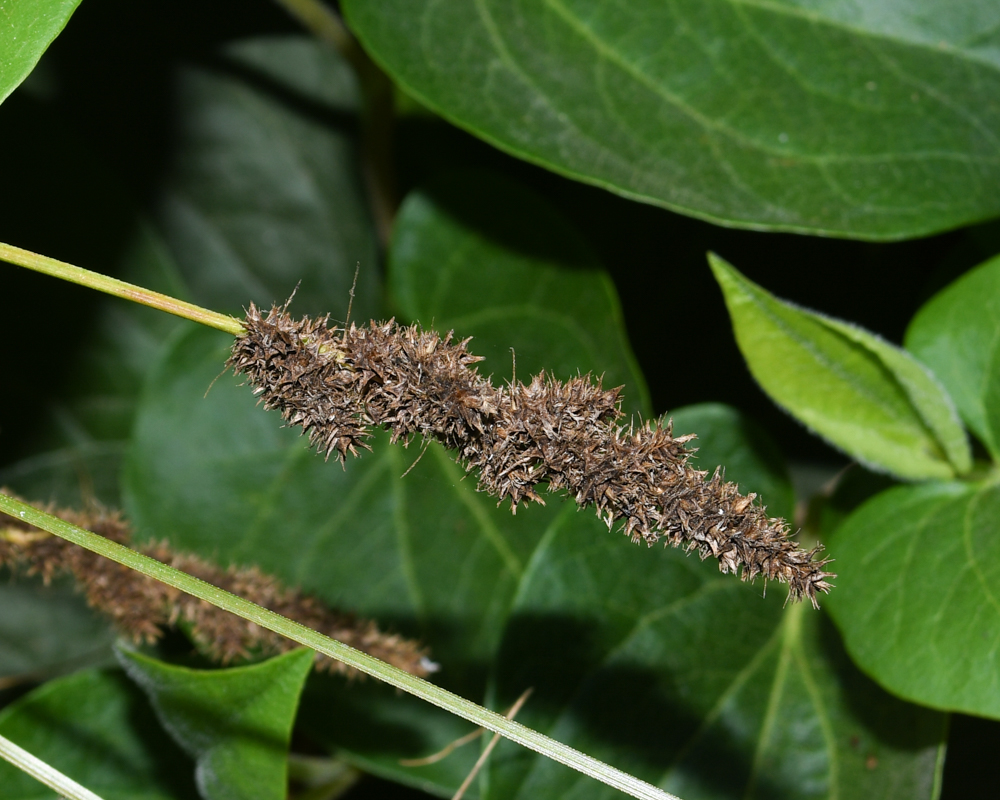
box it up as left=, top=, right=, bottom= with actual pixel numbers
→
left=229, top=304, right=835, bottom=606
left=0, top=499, right=434, bottom=677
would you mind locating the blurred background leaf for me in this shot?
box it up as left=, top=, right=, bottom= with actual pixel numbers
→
left=389, top=170, right=650, bottom=416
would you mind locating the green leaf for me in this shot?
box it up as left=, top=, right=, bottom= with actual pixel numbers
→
left=389, top=170, right=651, bottom=416
left=0, top=668, right=197, bottom=799
left=64, top=226, right=193, bottom=444
left=906, top=254, right=1000, bottom=460
left=117, top=648, right=314, bottom=800
left=5, top=32, right=381, bottom=505
left=827, top=479, right=1000, bottom=719
left=483, top=408, right=945, bottom=800
left=0, top=576, right=116, bottom=682
left=343, top=0, right=1000, bottom=240
left=0, top=0, right=81, bottom=106
left=157, top=35, right=380, bottom=320
left=709, top=253, right=970, bottom=480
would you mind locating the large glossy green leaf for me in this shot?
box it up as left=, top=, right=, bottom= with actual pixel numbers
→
left=906, top=254, right=1000, bottom=460
left=827, top=480, right=1000, bottom=719
left=0, top=0, right=81, bottom=106
left=482, top=404, right=945, bottom=800
left=118, top=648, right=314, bottom=800
left=0, top=668, right=197, bottom=799
left=157, top=35, right=379, bottom=320
left=389, top=171, right=650, bottom=416
left=343, top=0, right=1000, bottom=240
left=710, top=254, right=970, bottom=480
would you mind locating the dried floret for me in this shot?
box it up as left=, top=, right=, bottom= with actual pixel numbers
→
left=0, top=499, right=433, bottom=677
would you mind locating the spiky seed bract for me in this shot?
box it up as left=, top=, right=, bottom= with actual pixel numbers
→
left=229, top=304, right=835, bottom=606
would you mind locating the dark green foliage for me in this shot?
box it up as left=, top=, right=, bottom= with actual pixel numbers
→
left=2, top=1, right=999, bottom=799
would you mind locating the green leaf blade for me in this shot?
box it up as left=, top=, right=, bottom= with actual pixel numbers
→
left=709, top=253, right=967, bottom=480
left=157, top=35, right=380, bottom=321
left=827, top=479, right=1000, bottom=718
left=906, top=253, right=1000, bottom=460
left=0, top=0, right=81, bottom=106
left=117, top=648, right=314, bottom=800
left=344, top=0, right=1000, bottom=239
left=485, top=405, right=945, bottom=800
left=0, top=577, right=117, bottom=682
left=389, top=170, right=650, bottom=417
left=0, top=669, right=197, bottom=800
left=818, top=315, right=971, bottom=474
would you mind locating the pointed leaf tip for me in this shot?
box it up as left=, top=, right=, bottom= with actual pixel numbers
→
left=708, top=253, right=970, bottom=480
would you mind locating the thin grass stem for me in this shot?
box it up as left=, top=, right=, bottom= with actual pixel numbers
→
left=0, top=731, right=106, bottom=800
left=0, top=241, right=243, bottom=335
left=0, top=492, right=680, bottom=800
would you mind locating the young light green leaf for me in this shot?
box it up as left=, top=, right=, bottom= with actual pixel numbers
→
left=819, top=314, right=971, bottom=475
left=906, top=254, right=1000, bottom=460
left=709, top=253, right=969, bottom=480
left=117, top=648, right=314, bottom=800
left=0, top=669, right=197, bottom=799
left=0, top=0, right=81, bottom=106
left=826, top=480, right=1000, bottom=719
left=343, top=0, right=1000, bottom=240
left=484, top=404, right=945, bottom=800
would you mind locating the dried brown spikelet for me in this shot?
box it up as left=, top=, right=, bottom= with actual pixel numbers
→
left=0, top=499, right=433, bottom=677
left=228, top=304, right=835, bottom=606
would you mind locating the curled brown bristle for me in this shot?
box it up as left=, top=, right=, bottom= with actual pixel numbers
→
left=228, top=304, right=835, bottom=606
left=0, top=498, right=434, bottom=677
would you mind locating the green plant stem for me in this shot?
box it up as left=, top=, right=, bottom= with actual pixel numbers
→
left=0, top=731, right=106, bottom=800
left=270, top=0, right=353, bottom=51
left=0, top=241, right=243, bottom=336
left=0, top=493, right=680, bottom=800
left=269, top=0, right=399, bottom=245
